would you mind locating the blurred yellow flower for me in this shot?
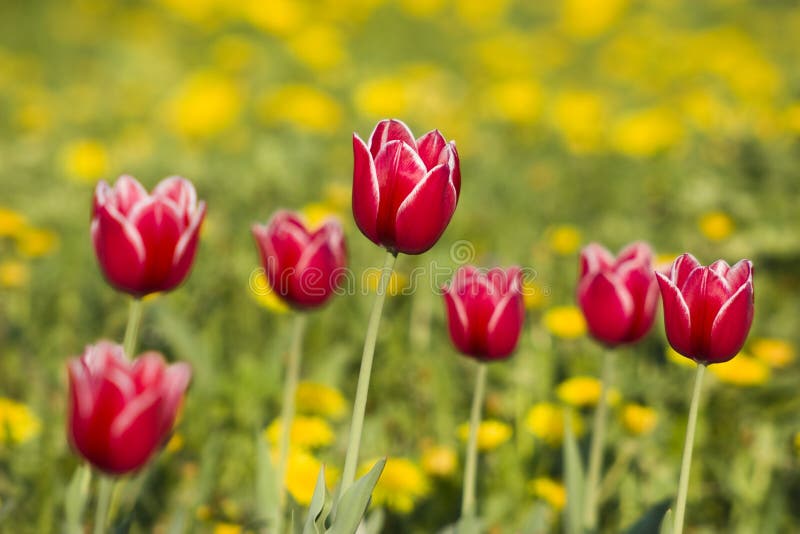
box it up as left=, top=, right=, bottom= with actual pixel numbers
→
left=399, top=0, right=446, bottom=18
left=457, top=419, right=512, bottom=452
left=300, top=203, right=342, bottom=231
left=665, top=346, right=697, bottom=368
left=167, top=71, right=241, bottom=139
left=0, top=261, right=29, bottom=288
left=0, top=398, right=41, bottom=444
left=165, top=433, right=184, bottom=453
left=288, top=25, right=346, bottom=71
left=295, top=381, right=347, bottom=420
left=547, top=225, right=582, bottom=255
left=750, top=338, right=795, bottom=368
left=454, top=0, right=509, bottom=30
left=212, top=523, right=241, bottom=534
left=522, top=279, right=547, bottom=310
left=699, top=211, right=734, bottom=241
left=249, top=270, right=290, bottom=314
left=421, top=444, right=458, bottom=478
left=525, top=402, right=584, bottom=445
left=282, top=449, right=337, bottom=506
left=212, top=35, right=255, bottom=73
left=621, top=403, right=658, bottom=436
left=364, top=268, right=408, bottom=296
left=0, top=208, right=27, bottom=237
left=243, top=0, right=306, bottom=36
left=543, top=306, right=587, bottom=339
left=16, top=101, right=52, bottom=133
left=483, top=79, right=542, bottom=124
left=785, top=103, right=800, bottom=134
left=257, top=85, right=342, bottom=134
left=528, top=477, right=567, bottom=510
left=360, top=457, right=429, bottom=514
left=556, top=376, right=621, bottom=408
left=611, top=108, right=683, bottom=158
left=61, top=139, right=109, bottom=183
left=680, top=88, right=732, bottom=133
left=709, top=354, right=770, bottom=387
left=655, top=253, right=678, bottom=273
left=265, top=415, right=335, bottom=450
left=354, top=76, right=409, bottom=118
left=561, top=0, right=629, bottom=39
left=552, top=90, right=607, bottom=153
left=158, top=0, right=230, bottom=26
left=16, top=227, right=58, bottom=258
left=323, top=183, right=351, bottom=212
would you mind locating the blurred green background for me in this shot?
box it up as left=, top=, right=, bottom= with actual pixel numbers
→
left=1, top=0, right=800, bottom=532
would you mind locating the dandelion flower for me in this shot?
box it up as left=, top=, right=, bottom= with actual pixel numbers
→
left=0, top=398, right=41, bottom=444
left=556, top=376, right=621, bottom=408
left=265, top=416, right=335, bottom=450
left=621, top=404, right=658, bottom=436
left=525, top=402, right=584, bottom=445
left=421, top=444, right=458, bottom=478
left=528, top=477, right=567, bottom=510
left=457, top=419, right=512, bottom=452
left=708, top=354, right=770, bottom=386
left=360, top=457, right=429, bottom=514
left=543, top=306, right=587, bottom=339
left=295, top=382, right=347, bottom=420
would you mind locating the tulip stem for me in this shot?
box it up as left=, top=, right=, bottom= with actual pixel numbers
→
left=93, top=475, right=114, bottom=534
left=673, top=363, right=706, bottom=534
left=274, top=313, right=307, bottom=534
left=461, top=362, right=488, bottom=519
left=123, top=298, right=144, bottom=357
left=583, top=349, right=615, bottom=531
left=339, top=250, right=397, bottom=496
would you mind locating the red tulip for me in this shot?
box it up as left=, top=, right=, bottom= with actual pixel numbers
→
left=656, top=254, right=754, bottom=364
left=352, top=119, right=461, bottom=255
left=577, top=242, right=659, bottom=346
left=67, top=341, right=191, bottom=475
left=443, top=266, right=525, bottom=361
left=92, top=175, right=206, bottom=297
left=252, top=210, right=347, bottom=309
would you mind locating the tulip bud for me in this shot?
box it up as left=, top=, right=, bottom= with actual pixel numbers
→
left=656, top=254, right=754, bottom=364
left=352, top=119, right=461, bottom=255
left=67, top=341, right=191, bottom=475
left=91, top=175, right=206, bottom=297
left=577, top=242, right=659, bottom=346
left=252, top=210, right=347, bottom=309
left=443, top=266, right=525, bottom=361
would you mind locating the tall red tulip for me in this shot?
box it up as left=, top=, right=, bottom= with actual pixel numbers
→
left=252, top=210, right=347, bottom=309
left=67, top=341, right=191, bottom=475
left=352, top=119, right=461, bottom=255
left=92, top=175, right=206, bottom=297
left=443, top=266, right=525, bottom=360
left=656, top=254, right=754, bottom=364
left=577, top=242, right=659, bottom=346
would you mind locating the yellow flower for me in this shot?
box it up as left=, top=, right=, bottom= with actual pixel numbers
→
left=655, top=253, right=679, bottom=274
left=0, top=261, right=29, bottom=288
left=212, top=35, right=255, bottom=73
left=552, top=90, right=607, bottom=153
left=300, top=203, right=342, bottom=232
left=0, top=208, right=27, bottom=237
left=364, top=269, right=408, bottom=296
left=611, top=108, right=683, bottom=158
left=264, top=415, right=335, bottom=450
left=561, top=0, right=629, bottom=39
left=354, top=76, right=409, bottom=118
left=295, top=381, right=347, bottom=421
left=750, top=338, right=795, bottom=368
left=621, top=404, right=658, bottom=436
left=166, top=71, right=241, bottom=139
left=543, top=306, right=587, bottom=339
left=785, top=103, right=800, bottom=134
left=399, top=0, right=446, bottom=18
left=0, top=398, right=42, bottom=444
left=212, top=523, right=241, bottom=534
left=421, top=445, right=458, bottom=478
left=61, top=139, right=109, bottom=183
left=547, top=225, right=582, bottom=255
left=525, top=402, right=584, bottom=445
left=665, top=346, right=697, bottom=368
left=284, top=449, right=338, bottom=506
left=243, top=0, right=306, bottom=36
left=360, top=457, right=429, bottom=514
left=249, top=269, right=290, bottom=314
left=709, top=354, right=770, bottom=387
left=454, top=0, right=509, bottom=30
left=556, top=376, right=621, bottom=408
left=528, top=477, right=567, bottom=511
left=482, top=79, right=542, bottom=124
left=288, top=25, right=346, bottom=71
left=699, top=212, right=734, bottom=241
left=323, top=183, right=351, bottom=212
left=165, top=433, right=184, bottom=453
left=522, top=279, right=547, bottom=310
left=457, top=419, right=512, bottom=452
left=16, top=227, right=58, bottom=258
left=257, top=85, right=342, bottom=134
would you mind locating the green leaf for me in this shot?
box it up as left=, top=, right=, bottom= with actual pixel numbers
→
left=363, top=508, right=385, bottom=534
left=303, top=467, right=328, bottom=534
left=455, top=515, right=483, bottom=534
left=623, top=499, right=672, bottom=534
left=256, top=432, right=279, bottom=530
left=520, top=502, right=553, bottom=534
left=64, top=464, right=91, bottom=534
left=659, top=509, right=673, bottom=534
left=327, top=458, right=386, bottom=534
left=563, top=410, right=585, bottom=534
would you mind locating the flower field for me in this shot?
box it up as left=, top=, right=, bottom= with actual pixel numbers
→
left=1, top=0, right=800, bottom=532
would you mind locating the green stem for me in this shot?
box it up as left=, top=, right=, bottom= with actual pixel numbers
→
left=93, top=475, right=114, bottom=534
left=339, top=250, right=397, bottom=495
left=461, top=362, right=488, bottom=519
left=583, top=349, right=615, bottom=531
left=122, top=298, right=144, bottom=357
left=274, top=314, right=307, bottom=534
left=673, top=364, right=706, bottom=534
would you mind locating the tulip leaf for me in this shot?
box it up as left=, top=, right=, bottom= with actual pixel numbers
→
left=327, top=458, right=386, bottom=534
left=303, top=467, right=328, bottom=534
left=563, top=410, right=585, bottom=534
left=363, top=508, right=385, bottom=534
left=623, top=499, right=672, bottom=534
left=256, top=432, right=279, bottom=530
left=520, top=502, right=553, bottom=534
left=64, top=463, right=91, bottom=534
left=659, top=509, right=674, bottom=534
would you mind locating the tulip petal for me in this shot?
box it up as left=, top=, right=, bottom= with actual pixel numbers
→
left=92, top=204, right=147, bottom=294
left=132, top=352, right=167, bottom=392
left=725, top=259, right=752, bottom=289
left=352, top=134, right=380, bottom=244
left=112, top=175, right=148, bottom=216
left=129, top=197, right=184, bottom=290
left=443, top=289, right=471, bottom=355
left=672, top=253, right=701, bottom=287
left=107, top=390, right=162, bottom=474
left=166, top=201, right=206, bottom=290
left=707, top=281, right=754, bottom=363
left=682, top=267, right=731, bottom=354
left=579, top=243, right=615, bottom=277
left=656, top=272, right=694, bottom=358
left=416, top=130, right=447, bottom=170
left=368, top=119, right=416, bottom=157
left=153, top=176, right=198, bottom=221
left=393, top=164, right=457, bottom=254
left=578, top=271, right=635, bottom=345
left=616, top=241, right=652, bottom=266
left=160, top=362, right=192, bottom=437
left=485, top=286, right=524, bottom=359
left=619, top=263, right=659, bottom=342
left=446, top=142, right=461, bottom=198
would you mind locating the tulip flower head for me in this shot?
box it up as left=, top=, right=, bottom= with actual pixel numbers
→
left=67, top=341, right=191, bottom=475
left=577, top=242, right=659, bottom=346
left=443, top=266, right=525, bottom=361
left=352, top=119, right=461, bottom=255
left=92, top=175, right=206, bottom=297
left=252, top=210, right=347, bottom=309
left=656, top=254, right=754, bottom=364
